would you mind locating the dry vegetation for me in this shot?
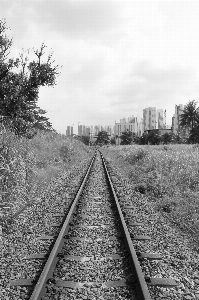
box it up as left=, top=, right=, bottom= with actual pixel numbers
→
left=0, top=130, right=92, bottom=225
left=103, top=144, right=199, bottom=242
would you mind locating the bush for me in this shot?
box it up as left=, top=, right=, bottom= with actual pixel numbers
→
left=0, top=129, right=92, bottom=218
left=125, top=148, right=148, bottom=164
left=59, top=145, right=69, bottom=162
left=134, top=184, right=147, bottom=194
left=157, top=200, right=177, bottom=213
left=104, top=144, right=199, bottom=239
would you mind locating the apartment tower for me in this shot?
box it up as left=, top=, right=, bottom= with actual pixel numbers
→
left=143, top=107, right=156, bottom=131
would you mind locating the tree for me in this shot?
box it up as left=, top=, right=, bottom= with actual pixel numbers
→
left=120, top=131, right=133, bottom=145
left=189, top=125, right=199, bottom=143
left=110, top=137, right=116, bottom=145
left=139, top=132, right=149, bottom=145
left=139, top=130, right=161, bottom=145
left=178, top=100, right=199, bottom=143
left=0, top=19, right=60, bottom=137
left=81, top=135, right=90, bottom=145
left=95, top=131, right=110, bottom=145
left=180, top=100, right=199, bottom=131
left=161, top=132, right=172, bottom=144
left=148, top=130, right=161, bottom=145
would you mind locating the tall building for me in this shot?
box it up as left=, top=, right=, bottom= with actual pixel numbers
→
left=172, top=104, right=185, bottom=134
left=114, top=115, right=143, bottom=145
left=137, top=116, right=144, bottom=136
left=104, top=125, right=114, bottom=136
left=66, top=126, right=73, bottom=136
left=77, top=124, right=115, bottom=139
left=143, top=107, right=156, bottom=131
left=120, top=117, right=128, bottom=123
left=94, top=125, right=101, bottom=135
left=85, top=126, right=90, bottom=136
left=89, top=125, right=94, bottom=134
left=157, top=109, right=164, bottom=129
left=82, top=125, right=86, bottom=136
left=78, top=125, right=83, bottom=136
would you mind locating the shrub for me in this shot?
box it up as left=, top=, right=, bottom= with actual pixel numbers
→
left=0, top=129, right=92, bottom=219
left=59, top=145, right=69, bottom=162
left=156, top=200, right=177, bottom=213
left=104, top=144, right=199, bottom=239
left=125, top=148, right=148, bottom=164
left=134, top=184, right=147, bottom=194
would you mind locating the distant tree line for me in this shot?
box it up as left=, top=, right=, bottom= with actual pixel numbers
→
left=118, top=100, right=199, bottom=145
left=0, top=19, right=60, bottom=138
left=89, top=100, right=199, bottom=146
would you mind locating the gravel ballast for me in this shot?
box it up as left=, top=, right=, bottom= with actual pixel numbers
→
left=2, top=147, right=197, bottom=299
left=102, top=149, right=199, bottom=300
left=1, top=155, right=93, bottom=300
left=43, top=153, right=138, bottom=300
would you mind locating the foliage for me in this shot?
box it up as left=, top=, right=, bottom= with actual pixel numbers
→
left=81, top=135, right=90, bottom=146
left=0, top=19, right=60, bottom=137
left=179, top=100, right=199, bottom=143
left=124, top=148, right=148, bottom=164
left=189, top=125, right=199, bottom=143
left=120, top=131, right=133, bottom=145
left=139, top=130, right=161, bottom=145
left=180, top=100, right=199, bottom=130
left=110, top=137, right=116, bottom=145
left=138, top=132, right=148, bottom=144
left=95, top=131, right=110, bottom=145
left=161, top=132, right=172, bottom=144
left=136, top=100, right=199, bottom=145
left=103, top=144, right=199, bottom=238
left=0, top=129, right=92, bottom=221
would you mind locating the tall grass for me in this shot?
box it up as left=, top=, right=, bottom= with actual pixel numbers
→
left=113, top=144, right=199, bottom=196
left=0, top=130, right=92, bottom=220
left=104, top=144, right=199, bottom=240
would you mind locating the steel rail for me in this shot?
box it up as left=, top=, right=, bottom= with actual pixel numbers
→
left=100, top=151, right=152, bottom=300
left=29, top=151, right=97, bottom=300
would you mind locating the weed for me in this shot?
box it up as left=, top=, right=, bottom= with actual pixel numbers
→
left=0, top=129, right=92, bottom=218
left=135, top=184, right=147, bottom=194
left=105, top=144, right=199, bottom=240
left=125, top=148, right=148, bottom=164
left=59, top=145, right=69, bottom=162
left=158, top=201, right=177, bottom=213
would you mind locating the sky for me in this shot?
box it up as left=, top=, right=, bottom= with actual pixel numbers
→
left=1, top=0, right=199, bottom=134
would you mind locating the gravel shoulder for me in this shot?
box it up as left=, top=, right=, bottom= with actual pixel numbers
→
left=102, top=148, right=199, bottom=300
left=0, top=155, right=92, bottom=300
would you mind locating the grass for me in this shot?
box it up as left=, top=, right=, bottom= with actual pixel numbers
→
left=0, top=130, right=92, bottom=222
left=103, top=144, right=199, bottom=241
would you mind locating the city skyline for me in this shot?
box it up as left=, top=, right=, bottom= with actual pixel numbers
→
left=1, top=1, right=199, bottom=134
left=68, top=104, right=176, bottom=137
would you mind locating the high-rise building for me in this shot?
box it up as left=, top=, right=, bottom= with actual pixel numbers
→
left=172, top=104, right=185, bottom=134
left=120, top=117, right=128, bottom=123
left=103, top=125, right=114, bottom=136
left=143, top=107, right=156, bottom=131
left=85, top=126, right=90, bottom=136
left=66, top=126, right=73, bottom=136
left=77, top=124, right=115, bottom=138
left=114, top=115, right=143, bottom=145
left=78, top=125, right=83, bottom=136
left=94, top=125, right=101, bottom=135
left=89, top=125, right=94, bottom=134
left=157, top=109, right=164, bottom=129
left=137, top=116, right=144, bottom=136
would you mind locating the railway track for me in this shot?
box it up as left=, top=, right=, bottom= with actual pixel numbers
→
left=10, top=151, right=177, bottom=300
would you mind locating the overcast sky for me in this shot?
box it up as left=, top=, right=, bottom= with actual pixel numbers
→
left=1, top=0, right=199, bottom=134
